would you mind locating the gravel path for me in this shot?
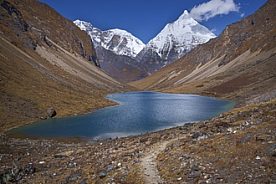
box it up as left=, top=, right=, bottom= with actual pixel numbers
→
left=141, top=137, right=184, bottom=184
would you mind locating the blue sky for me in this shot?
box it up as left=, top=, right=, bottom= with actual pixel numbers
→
left=40, top=0, right=267, bottom=43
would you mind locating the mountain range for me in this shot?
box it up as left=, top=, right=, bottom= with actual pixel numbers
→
left=74, top=10, right=216, bottom=81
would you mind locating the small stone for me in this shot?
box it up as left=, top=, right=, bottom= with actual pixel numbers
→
left=177, top=177, right=182, bottom=181
left=39, top=161, right=45, bottom=164
left=80, top=179, right=87, bottom=184
left=192, top=132, right=208, bottom=140
left=24, top=163, right=35, bottom=174
left=267, top=144, right=276, bottom=157
left=117, top=163, right=122, bottom=167
left=106, top=164, right=113, bottom=172
left=189, top=168, right=201, bottom=179
left=47, top=107, right=57, bottom=118
left=227, top=127, right=233, bottom=133
left=67, top=173, right=81, bottom=181
left=68, top=162, right=77, bottom=168
left=255, top=156, right=261, bottom=160
left=99, top=171, right=107, bottom=178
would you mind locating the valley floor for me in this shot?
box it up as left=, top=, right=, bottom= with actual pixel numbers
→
left=0, top=97, right=275, bottom=183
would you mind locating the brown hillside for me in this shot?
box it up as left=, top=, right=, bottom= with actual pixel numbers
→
left=0, top=0, right=129, bottom=132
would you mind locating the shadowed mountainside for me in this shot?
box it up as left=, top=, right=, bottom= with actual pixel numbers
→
left=95, top=46, right=148, bottom=83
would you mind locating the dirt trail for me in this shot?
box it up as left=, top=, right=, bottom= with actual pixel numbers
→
left=141, top=137, right=184, bottom=184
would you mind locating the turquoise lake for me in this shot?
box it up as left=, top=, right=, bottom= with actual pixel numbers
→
left=11, top=91, right=235, bottom=139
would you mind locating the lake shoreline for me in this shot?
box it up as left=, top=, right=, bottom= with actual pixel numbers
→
left=1, top=90, right=238, bottom=136
left=0, top=98, right=275, bottom=183
left=5, top=92, right=235, bottom=140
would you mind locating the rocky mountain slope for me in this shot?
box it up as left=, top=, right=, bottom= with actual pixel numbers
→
left=0, top=0, right=98, bottom=64
left=95, top=46, right=148, bottom=82
left=74, top=20, right=147, bottom=82
left=131, top=0, right=276, bottom=104
left=0, top=0, right=128, bottom=131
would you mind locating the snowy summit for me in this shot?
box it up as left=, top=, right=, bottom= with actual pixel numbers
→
left=146, top=10, right=216, bottom=60
left=74, top=20, right=145, bottom=58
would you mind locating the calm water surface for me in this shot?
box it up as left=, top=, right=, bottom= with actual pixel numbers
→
left=11, top=91, right=234, bottom=139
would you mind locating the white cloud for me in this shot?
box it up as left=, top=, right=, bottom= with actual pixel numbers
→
left=240, top=13, right=245, bottom=17
left=190, top=0, right=240, bottom=22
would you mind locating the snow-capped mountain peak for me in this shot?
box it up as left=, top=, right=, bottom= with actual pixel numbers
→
left=146, top=10, right=216, bottom=60
left=178, top=10, right=191, bottom=19
left=74, top=19, right=93, bottom=31
left=102, top=29, right=145, bottom=57
left=175, top=10, right=198, bottom=26
left=74, top=20, right=145, bottom=58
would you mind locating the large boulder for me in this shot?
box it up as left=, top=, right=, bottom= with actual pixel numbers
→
left=47, top=107, right=56, bottom=118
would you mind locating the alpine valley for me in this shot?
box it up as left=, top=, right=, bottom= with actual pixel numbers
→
left=74, top=10, right=216, bottom=82
left=0, top=0, right=275, bottom=184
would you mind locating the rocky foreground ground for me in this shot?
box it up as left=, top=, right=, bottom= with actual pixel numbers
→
left=0, top=99, right=275, bottom=184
